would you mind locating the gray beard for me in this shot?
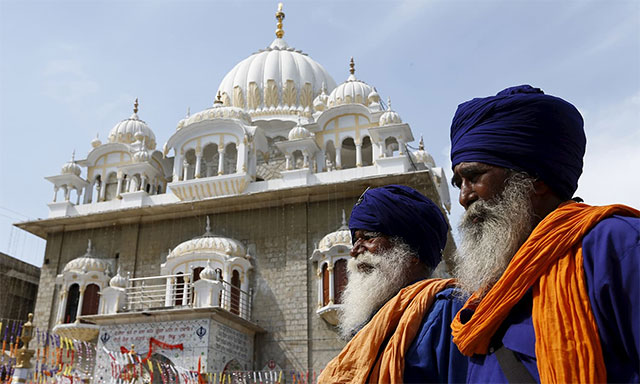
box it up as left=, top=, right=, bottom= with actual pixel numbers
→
left=453, top=173, right=536, bottom=297
left=338, top=241, right=422, bottom=340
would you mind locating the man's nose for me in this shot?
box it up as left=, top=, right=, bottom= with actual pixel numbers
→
left=459, top=179, right=478, bottom=210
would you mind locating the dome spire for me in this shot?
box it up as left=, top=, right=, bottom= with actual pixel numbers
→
left=214, top=91, right=223, bottom=106
left=275, top=3, right=285, bottom=39
left=349, top=57, right=355, bottom=75
left=133, top=98, right=139, bottom=114
left=387, top=96, right=392, bottom=110
left=419, top=135, right=425, bottom=150
left=340, top=209, right=348, bottom=229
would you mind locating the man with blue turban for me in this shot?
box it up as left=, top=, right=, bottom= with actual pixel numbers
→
left=319, top=185, right=467, bottom=383
left=448, top=85, right=640, bottom=383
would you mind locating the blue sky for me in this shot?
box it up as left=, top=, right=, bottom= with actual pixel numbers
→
left=1, top=0, right=638, bottom=266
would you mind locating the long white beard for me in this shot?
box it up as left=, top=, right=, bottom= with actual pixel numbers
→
left=338, top=241, right=420, bottom=340
left=453, top=173, right=536, bottom=297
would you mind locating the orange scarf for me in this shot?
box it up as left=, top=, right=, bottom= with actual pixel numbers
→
left=451, top=203, right=640, bottom=383
left=319, top=278, right=456, bottom=384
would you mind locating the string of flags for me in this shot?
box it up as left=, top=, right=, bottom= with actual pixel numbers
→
left=0, top=322, right=320, bottom=384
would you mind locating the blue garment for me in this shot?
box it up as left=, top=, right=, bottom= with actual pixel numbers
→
left=450, top=85, right=585, bottom=200
left=404, top=287, right=468, bottom=383
left=466, top=215, right=640, bottom=383
left=349, top=184, right=448, bottom=269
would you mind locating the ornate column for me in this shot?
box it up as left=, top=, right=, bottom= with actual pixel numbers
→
left=63, top=185, right=70, bottom=201
left=218, top=145, right=226, bottom=175
left=335, top=145, right=342, bottom=170
left=303, top=151, right=310, bottom=169
left=52, top=186, right=59, bottom=202
left=140, top=175, right=148, bottom=192
left=316, top=268, right=323, bottom=308
left=56, top=289, right=68, bottom=324
left=183, top=160, right=189, bottom=181
left=76, top=187, right=82, bottom=205
left=173, top=151, right=182, bottom=181
left=327, top=263, right=335, bottom=304
left=115, top=172, right=124, bottom=198
left=75, top=285, right=86, bottom=322
left=355, top=140, right=363, bottom=167
left=194, top=149, right=203, bottom=178
left=99, top=178, right=107, bottom=201
left=125, top=175, right=132, bottom=192
left=285, top=154, right=292, bottom=170
left=398, top=139, right=405, bottom=155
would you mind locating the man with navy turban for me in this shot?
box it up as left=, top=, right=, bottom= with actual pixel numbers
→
left=448, top=85, right=640, bottom=383
left=319, top=185, right=467, bottom=384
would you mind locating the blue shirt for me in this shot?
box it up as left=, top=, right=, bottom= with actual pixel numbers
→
left=466, top=215, right=640, bottom=383
left=404, top=287, right=468, bottom=383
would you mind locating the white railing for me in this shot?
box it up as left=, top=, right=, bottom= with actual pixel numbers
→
left=124, top=274, right=252, bottom=320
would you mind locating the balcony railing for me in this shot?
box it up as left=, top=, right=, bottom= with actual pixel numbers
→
left=124, top=274, right=252, bottom=320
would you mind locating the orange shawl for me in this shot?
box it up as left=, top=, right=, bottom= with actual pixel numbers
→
left=450, top=203, right=640, bottom=383
left=319, top=278, right=456, bottom=384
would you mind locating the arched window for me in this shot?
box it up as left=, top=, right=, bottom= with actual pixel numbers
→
left=292, top=150, right=304, bottom=169
left=361, top=136, right=373, bottom=166
left=174, top=272, right=184, bottom=306
left=322, top=263, right=330, bottom=306
left=81, top=284, right=100, bottom=316
left=341, top=138, right=357, bottom=169
left=64, top=284, right=80, bottom=323
left=192, top=267, right=204, bottom=282
left=334, top=259, right=348, bottom=304
left=202, top=143, right=219, bottom=177
left=385, top=137, right=399, bottom=157
left=184, top=149, right=196, bottom=180
left=230, top=270, right=241, bottom=315
left=324, top=141, right=336, bottom=171
left=92, top=175, right=102, bottom=203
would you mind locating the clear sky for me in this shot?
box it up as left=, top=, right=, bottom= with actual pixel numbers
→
left=1, top=0, right=638, bottom=267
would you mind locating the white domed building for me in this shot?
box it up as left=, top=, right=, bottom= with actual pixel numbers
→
left=24, top=4, right=454, bottom=381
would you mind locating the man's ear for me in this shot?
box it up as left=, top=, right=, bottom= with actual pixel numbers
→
left=532, top=180, right=550, bottom=196
left=531, top=180, right=563, bottom=219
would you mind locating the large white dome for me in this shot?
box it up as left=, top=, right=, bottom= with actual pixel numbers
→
left=217, top=38, right=336, bottom=121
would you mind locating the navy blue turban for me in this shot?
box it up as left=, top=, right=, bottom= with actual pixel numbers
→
left=450, top=85, right=586, bottom=200
left=348, top=185, right=448, bottom=269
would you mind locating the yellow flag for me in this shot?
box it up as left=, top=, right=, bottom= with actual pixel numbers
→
left=147, top=360, right=153, bottom=373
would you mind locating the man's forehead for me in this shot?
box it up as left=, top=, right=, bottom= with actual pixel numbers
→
left=453, top=161, right=503, bottom=174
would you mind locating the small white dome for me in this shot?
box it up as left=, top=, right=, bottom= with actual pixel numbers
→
left=63, top=240, right=111, bottom=274
left=288, top=118, right=313, bottom=140
left=91, top=134, right=102, bottom=148
left=379, top=98, right=402, bottom=126
left=61, top=152, right=81, bottom=176
left=412, top=136, right=435, bottom=167
left=167, top=217, right=247, bottom=260
left=317, top=210, right=352, bottom=252
left=132, top=148, right=150, bottom=163
left=327, top=58, right=375, bottom=108
left=312, top=84, right=329, bottom=112
left=199, top=260, right=218, bottom=281
left=108, top=99, right=156, bottom=149
left=109, top=267, right=127, bottom=288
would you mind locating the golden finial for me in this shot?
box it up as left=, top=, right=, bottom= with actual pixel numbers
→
left=133, top=98, right=139, bottom=114
left=419, top=135, right=425, bottom=151
left=275, top=3, right=285, bottom=39
left=349, top=57, right=355, bottom=75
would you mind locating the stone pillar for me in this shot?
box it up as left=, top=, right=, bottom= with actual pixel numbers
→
left=173, top=151, right=182, bottom=181
left=140, top=175, right=147, bottom=192
left=63, top=185, right=70, bottom=201
left=316, top=268, right=322, bottom=307
left=195, top=150, right=203, bottom=178
left=285, top=154, right=292, bottom=170
left=335, top=145, right=342, bottom=169
left=116, top=173, right=124, bottom=198
left=125, top=175, right=132, bottom=192
left=52, top=186, right=59, bottom=202
left=218, top=146, right=226, bottom=175
left=99, top=179, right=107, bottom=201
left=303, top=151, right=310, bottom=169
left=328, top=263, right=335, bottom=304
left=355, top=141, right=363, bottom=167
left=183, top=160, right=189, bottom=181
left=56, top=289, right=67, bottom=324
left=75, top=285, right=85, bottom=322
left=398, top=139, right=405, bottom=155
left=76, top=187, right=82, bottom=205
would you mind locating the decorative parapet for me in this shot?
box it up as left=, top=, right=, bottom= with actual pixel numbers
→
left=168, top=173, right=252, bottom=200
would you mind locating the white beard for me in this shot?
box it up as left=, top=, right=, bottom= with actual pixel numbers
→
left=453, top=173, right=536, bottom=297
left=338, top=241, right=421, bottom=340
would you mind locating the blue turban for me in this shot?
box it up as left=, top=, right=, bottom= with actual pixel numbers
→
left=450, top=85, right=585, bottom=200
left=348, top=185, right=448, bottom=269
